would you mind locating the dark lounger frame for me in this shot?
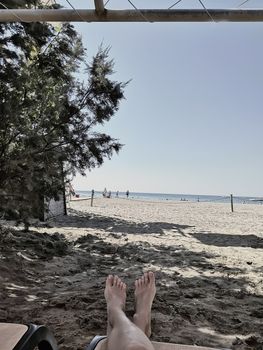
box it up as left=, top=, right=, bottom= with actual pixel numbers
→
left=85, top=335, right=107, bottom=350
left=13, top=324, right=57, bottom=350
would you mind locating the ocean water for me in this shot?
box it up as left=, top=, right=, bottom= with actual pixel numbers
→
left=75, top=190, right=263, bottom=204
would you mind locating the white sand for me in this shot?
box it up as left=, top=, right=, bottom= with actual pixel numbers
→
left=57, top=198, right=263, bottom=295
left=2, top=197, right=263, bottom=348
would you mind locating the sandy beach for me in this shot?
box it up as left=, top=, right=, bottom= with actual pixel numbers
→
left=1, top=198, right=263, bottom=350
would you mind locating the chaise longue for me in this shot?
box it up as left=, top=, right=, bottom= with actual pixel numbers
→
left=0, top=323, right=229, bottom=350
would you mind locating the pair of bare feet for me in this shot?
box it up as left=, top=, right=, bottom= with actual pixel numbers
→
left=104, top=271, right=156, bottom=337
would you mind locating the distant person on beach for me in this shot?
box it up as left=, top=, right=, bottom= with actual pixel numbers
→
left=107, top=191, right=111, bottom=198
left=69, top=183, right=75, bottom=197
left=104, top=271, right=156, bottom=350
left=126, top=190, right=129, bottom=198
left=116, top=191, right=119, bottom=197
left=103, top=188, right=107, bottom=198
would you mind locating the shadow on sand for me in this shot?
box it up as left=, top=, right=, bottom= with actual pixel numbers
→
left=52, top=209, right=193, bottom=236
left=1, top=222, right=263, bottom=350
left=191, top=232, right=263, bottom=249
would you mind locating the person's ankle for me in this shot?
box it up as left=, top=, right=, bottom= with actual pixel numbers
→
left=107, top=303, right=125, bottom=316
left=133, top=310, right=148, bottom=317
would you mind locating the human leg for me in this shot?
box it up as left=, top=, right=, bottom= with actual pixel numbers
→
left=133, top=271, right=156, bottom=337
left=105, top=275, right=154, bottom=350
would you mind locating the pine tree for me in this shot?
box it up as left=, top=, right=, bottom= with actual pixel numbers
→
left=0, top=0, right=127, bottom=225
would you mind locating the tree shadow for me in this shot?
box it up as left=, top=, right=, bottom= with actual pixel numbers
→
left=71, top=238, right=263, bottom=348
left=51, top=209, right=193, bottom=236
left=1, top=227, right=263, bottom=350
left=152, top=272, right=263, bottom=348
left=192, top=232, right=263, bottom=249
left=75, top=237, right=244, bottom=276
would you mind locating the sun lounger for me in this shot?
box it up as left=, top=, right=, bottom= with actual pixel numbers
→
left=0, top=323, right=57, bottom=350
left=85, top=335, right=229, bottom=350
left=0, top=323, right=228, bottom=350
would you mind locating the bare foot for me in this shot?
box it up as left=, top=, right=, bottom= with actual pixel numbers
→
left=133, top=271, right=156, bottom=337
left=104, top=275, right=126, bottom=335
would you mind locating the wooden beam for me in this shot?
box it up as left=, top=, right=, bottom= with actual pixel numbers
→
left=94, top=0, right=104, bottom=14
left=1, top=9, right=263, bottom=22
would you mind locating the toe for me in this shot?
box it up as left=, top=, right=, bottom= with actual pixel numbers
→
left=149, top=271, right=155, bottom=284
left=113, top=275, right=118, bottom=286
left=106, top=275, right=114, bottom=287
left=117, top=277, right=122, bottom=287
left=144, top=272, right=149, bottom=284
left=142, top=274, right=146, bottom=285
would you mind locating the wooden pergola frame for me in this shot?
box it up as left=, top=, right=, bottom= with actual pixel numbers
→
left=0, top=0, right=263, bottom=22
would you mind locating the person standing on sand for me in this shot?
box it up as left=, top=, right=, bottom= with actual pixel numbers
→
left=126, top=190, right=129, bottom=198
left=104, top=271, right=156, bottom=350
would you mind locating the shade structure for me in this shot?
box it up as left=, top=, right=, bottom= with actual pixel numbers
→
left=1, top=8, right=263, bottom=23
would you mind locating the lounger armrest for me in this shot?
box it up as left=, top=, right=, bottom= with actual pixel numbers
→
left=85, top=335, right=107, bottom=350
left=13, top=324, right=57, bottom=350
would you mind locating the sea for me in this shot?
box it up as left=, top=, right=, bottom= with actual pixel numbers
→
left=75, top=190, right=263, bottom=205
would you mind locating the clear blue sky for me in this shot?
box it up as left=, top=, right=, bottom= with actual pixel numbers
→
left=59, top=1, right=263, bottom=196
